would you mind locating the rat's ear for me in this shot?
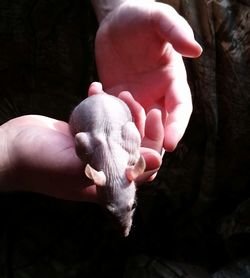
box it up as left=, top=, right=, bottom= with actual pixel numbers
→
left=85, top=164, right=106, bottom=186
left=126, top=155, right=146, bottom=182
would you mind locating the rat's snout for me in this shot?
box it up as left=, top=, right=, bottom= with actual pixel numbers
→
left=120, top=217, right=133, bottom=237
left=103, top=206, right=133, bottom=237
left=122, top=225, right=132, bottom=237
left=113, top=221, right=132, bottom=237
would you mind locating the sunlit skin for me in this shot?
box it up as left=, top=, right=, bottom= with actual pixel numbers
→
left=95, top=1, right=202, bottom=151
left=0, top=96, right=162, bottom=202
left=0, top=1, right=201, bottom=202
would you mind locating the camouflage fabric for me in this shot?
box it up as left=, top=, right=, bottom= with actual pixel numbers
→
left=0, top=0, right=249, bottom=277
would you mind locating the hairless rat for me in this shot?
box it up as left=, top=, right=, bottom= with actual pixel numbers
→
left=69, top=91, right=145, bottom=236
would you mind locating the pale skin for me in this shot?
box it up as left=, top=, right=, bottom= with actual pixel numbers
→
left=93, top=0, right=202, bottom=151
left=0, top=92, right=162, bottom=202
left=0, top=0, right=202, bottom=202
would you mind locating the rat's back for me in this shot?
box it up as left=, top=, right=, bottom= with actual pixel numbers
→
left=69, top=94, right=132, bottom=135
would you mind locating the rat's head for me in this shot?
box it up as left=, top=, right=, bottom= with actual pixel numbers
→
left=105, top=192, right=137, bottom=237
left=84, top=156, right=145, bottom=236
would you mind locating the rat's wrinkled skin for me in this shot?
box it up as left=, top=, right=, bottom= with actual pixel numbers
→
left=69, top=93, right=145, bottom=236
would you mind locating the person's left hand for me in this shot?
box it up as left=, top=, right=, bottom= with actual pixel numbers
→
left=95, top=1, right=202, bottom=152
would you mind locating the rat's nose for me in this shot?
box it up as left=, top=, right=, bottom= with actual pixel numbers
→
left=122, top=226, right=131, bottom=237
left=124, top=229, right=129, bottom=237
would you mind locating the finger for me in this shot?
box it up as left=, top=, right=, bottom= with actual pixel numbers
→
left=118, top=91, right=146, bottom=137
left=142, top=109, right=164, bottom=154
left=139, top=109, right=164, bottom=182
left=136, top=170, right=158, bottom=185
left=136, top=147, right=162, bottom=185
left=140, top=147, right=162, bottom=172
left=152, top=3, right=202, bottom=57
left=163, top=61, right=193, bottom=151
left=80, top=184, right=98, bottom=203
left=88, top=81, right=104, bottom=96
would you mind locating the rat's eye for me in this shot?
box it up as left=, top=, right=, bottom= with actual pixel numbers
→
left=127, top=202, right=137, bottom=211
left=106, top=204, right=116, bottom=213
left=131, top=202, right=137, bottom=210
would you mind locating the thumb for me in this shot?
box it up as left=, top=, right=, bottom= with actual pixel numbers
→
left=152, top=3, right=202, bottom=57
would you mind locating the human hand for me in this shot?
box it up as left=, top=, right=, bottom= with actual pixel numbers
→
left=0, top=113, right=162, bottom=200
left=95, top=1, right=202, bottom=151
left=0, top=115, right=98, bottom=201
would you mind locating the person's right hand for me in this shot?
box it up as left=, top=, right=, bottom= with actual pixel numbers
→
left=0, top=112, right=162, bottom=200
left=0, top=115, right=98, bottom=202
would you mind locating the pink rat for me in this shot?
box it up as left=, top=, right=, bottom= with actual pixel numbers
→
left=69, top=85, right=145, bottom=236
